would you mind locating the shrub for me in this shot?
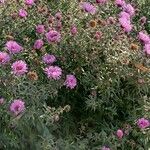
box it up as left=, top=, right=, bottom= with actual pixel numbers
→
left=0, top=0, right=149, bottom=149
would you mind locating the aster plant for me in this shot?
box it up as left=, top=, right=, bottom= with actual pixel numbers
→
left=0, top=0, right=150, bottom=149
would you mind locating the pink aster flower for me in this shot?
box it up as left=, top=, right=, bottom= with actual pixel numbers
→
left=11, top=60, right=28, bottom=76
left=36, top=24, right=45, bottom=34
left=0, top=97, right=4, bottom=105
left=45, top=30, right=61, bottom=43
left=55, top=12, right=62, bottom=20
left=119, top=17, right=132, bottom=32
left=0, top=0, right=5, bottom=4
left=102, top=146, right=110, bottom=150
left=116, top=129, right=124, bottom=139
left=33, top=39, right=44, bottom=49
left=42, top=54, right=56, bottom=64
left=94, top=31, right=102, bottom=40
left=107, top=17, right=116, bottom=24
left=137, top=118, right=150, bottom=129
left=64, top=75, right=77, bottom=89
left=96, top=0, right=107, bottom=4
left=71, top=25, right=77, bottom=36
left=138, top=31, right=150, bottom=44
left=123, top=4, right=135, bottom=16
left=144, top=44, right=150, bottom=55
left=119, top=11, right=130, bottom=20
left=44, top=66, right=62, bottom=80
left=140, top=16, right=147, bottom=25
left=6, top=41, right=23, bottom=54
left=10, top=99, right=25, bottom=116
left=115, top=0, right=126, bottom=7
left=80, top=2, right=96, bottom=15
left=25, top=0, right=34, bottom=5
left=0, top=52, right=10, bottom=65
left=19, top=9, right=28, bottom=18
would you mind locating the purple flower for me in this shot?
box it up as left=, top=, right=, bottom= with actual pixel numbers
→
left=119, top=11, right=130, bottom=20
left=0, top=52, right=10, bottom=65
left=80, top=2, right=96, bottom=15
left=42, top=54, right=56, bottom=64
left=107, top=17, right=116, bottom=24
left=64, top=75, right=77, bottom=89
left=25, top=0, right=34, bottom=5
left=119, top=17, right=132, bottom=32
left=55, top=12, right=62, bottom=20
left=19, top=9, right=28, bottom=18
left=115, top=0, right=126, bottom=7
left=45, top=30, right=61, bottom=43
left=0, top=97, right=4, bottom=105
left=6, top=41, right=23, bottom=54
left=94, top=31, right=102, bottom=40
left=71, top=25, right=77, bottom=36
left=123, top=4, right=135, bottom=16
left=33, top=39, right=44, bottom=49
left=11, top=60, right=28, bottom=76
left=96, top=0, right=107, bottom=4
left=138, top=31, right=150, bottom=44
left=144, top=44, right=150, bottom=55
left=116, top=129, right=124, bottom=139
left=102, top=146, right=110, bottom=150
left=10, top=99, right=25, bottom=116
left=36, top=24, right=45, bottom=34
left=44, top=66, right=62, bottom=80
left=0, top=0, right=5, bottom=3
left=140, top=16, right=147, bottom=25
left=137, top=118, right=150, bottom=129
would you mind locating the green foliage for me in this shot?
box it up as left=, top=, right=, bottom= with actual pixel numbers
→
left=0, top=0, right=150, bottom=149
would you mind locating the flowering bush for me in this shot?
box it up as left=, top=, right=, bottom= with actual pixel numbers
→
left=0, top=0, right=150, bottom=149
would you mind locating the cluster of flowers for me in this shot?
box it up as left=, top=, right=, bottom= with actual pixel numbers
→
left=35, top=17, right=77, bottom=90
left=101, top=118, right=150, bottom=150
left=0, top=39, right=77, bottom=89
left=14, top=0, right=78, bottom=36
left=0, top=40, right=77, bottom=120
left=138, top=31, right=150, bottom=55
left=0, top=19, right=77, bottom=90
left=80, top=1, right=146, bottom=38
left=18, top=0, right=35, bottom=18
left=80, top=0, right=134, bottom=33
left=115, top=117, right=150, bottom=139
left=117, top=0, right=135, bottom=32
left=0, top=41, right=26, bottom=77
left=0, top=0, right=77, bottom=124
